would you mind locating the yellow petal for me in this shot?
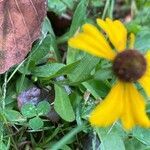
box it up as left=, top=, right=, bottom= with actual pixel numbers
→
left=129, top=33, right=135, bottom=49
left=97, top=18, right=127, bottom=52
left=121, top=83, right=135, bottom=130
left=68, top=23, right=116, bottom=60
left=82, top=24, right=113, bottom=52
left=127, top=83, right=150, bottom=128
left=89, top=80, right=123, bottom=127
left=138, top=51, right=150, bottom=96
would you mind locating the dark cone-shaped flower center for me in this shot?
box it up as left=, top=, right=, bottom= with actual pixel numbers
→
left=113, top=49, right=147, bottom=82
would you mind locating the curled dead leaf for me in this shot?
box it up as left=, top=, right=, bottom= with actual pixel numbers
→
left=0, top=0, right=46, bottom=74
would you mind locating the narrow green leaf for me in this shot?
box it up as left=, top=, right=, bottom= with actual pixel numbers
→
left=69, top=0, right=88, bottom=36
left=32, top=63, right=65, bottom=77
left=42, top=17, right=55, bottom=37
left=55, top=60, right=81, bottom=76
left=68, top=54, right=100, bottom=83
left=67, top=0, right=88, bottom=64
left=30, top=35, right=52, bottom=64
left=44, top=59, right=82, bottom=79
left=54, top=84, right=75, bottom=122
left=32, top=60, right=84, bottom=79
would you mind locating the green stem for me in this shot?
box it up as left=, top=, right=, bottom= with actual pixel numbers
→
left=7, top=59, right=26, bottom=84
left=18, top=58, right=30, bottom=93
left=2, top=114, right=18, bottom=150
left=131, top=0, right=138, bottom=17
left=50, top=123, right=88, bottom=150
left=2, top=72, right=8, bottom=109
left=102, top=0, right=110, bottom=19
left=52, top=38, right=62, bottom=62
left=109, top=0, right=115, bottom=19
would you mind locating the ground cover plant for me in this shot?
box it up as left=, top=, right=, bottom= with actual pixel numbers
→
left=0, top=0, right=150, bottom=149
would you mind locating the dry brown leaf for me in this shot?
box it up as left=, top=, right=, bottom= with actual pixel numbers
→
left=0, top=0, right=46, bottom=74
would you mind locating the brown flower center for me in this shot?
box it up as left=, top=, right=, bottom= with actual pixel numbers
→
left=113, top=49, right=147, bottom=82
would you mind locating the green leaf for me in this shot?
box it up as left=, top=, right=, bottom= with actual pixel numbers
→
left=126, top=22, right=141, bottom=34
left=42, top=17, right=55, bottom=37
left=135, top=28, right=150, bottom=52
left=91, top=0, right=104, bottom=7
left=61, top=0, right=74, bottom=9
left=29, top=117, right=44, bottom=130
left=33, top=59, right=92, bottom=79
left=100, top=133, right=125, bottom=150
left=94, top=68, right=114, bottom=81
left=82, top=79, right=110, bottom=98
left=69, top=0, right=88, bottom=36
left=4, top=109, right=26, bottom=122
left=96, top=127, right=125, bottom=150
left=18, top=35, right=55, bottom=74
left=37, top=101, right=50, bottom=116
left=48, top=0, right=66, bottom=14
left=32, top=63, right=65, bottom=77
left=125, top=137, right=150, bottom=150
left=67, top=48, right=81, bottom=65
left=54, top=84, right=75, bottom=122
left=0, top=122, right=3, bottom=135
left=21, top=103, right=37, bottom=118
left=67, top=0, right=88, bottom=64
left=60, top=145, right=72, bottom=150
left=55, top=60, right=82, bottom=77
left=134, top=7, right=150, bottom=26
left=45, top=58, right=88, bottom=79
left=4, top=83, right=17, bottom=105
left=30, top=35, right=52, bottom=63
left=0, top=142, right=7, bottom=150
left=68, top=54, right=100, bottom=83
left=133, top=127, right=150, bottom=145
left=48, top=0, right=73, bottom=14
left=16, top=77, right=34, bottom=93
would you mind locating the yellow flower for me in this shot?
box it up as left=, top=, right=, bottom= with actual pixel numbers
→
left=68, top=18, right=150, bottom=130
